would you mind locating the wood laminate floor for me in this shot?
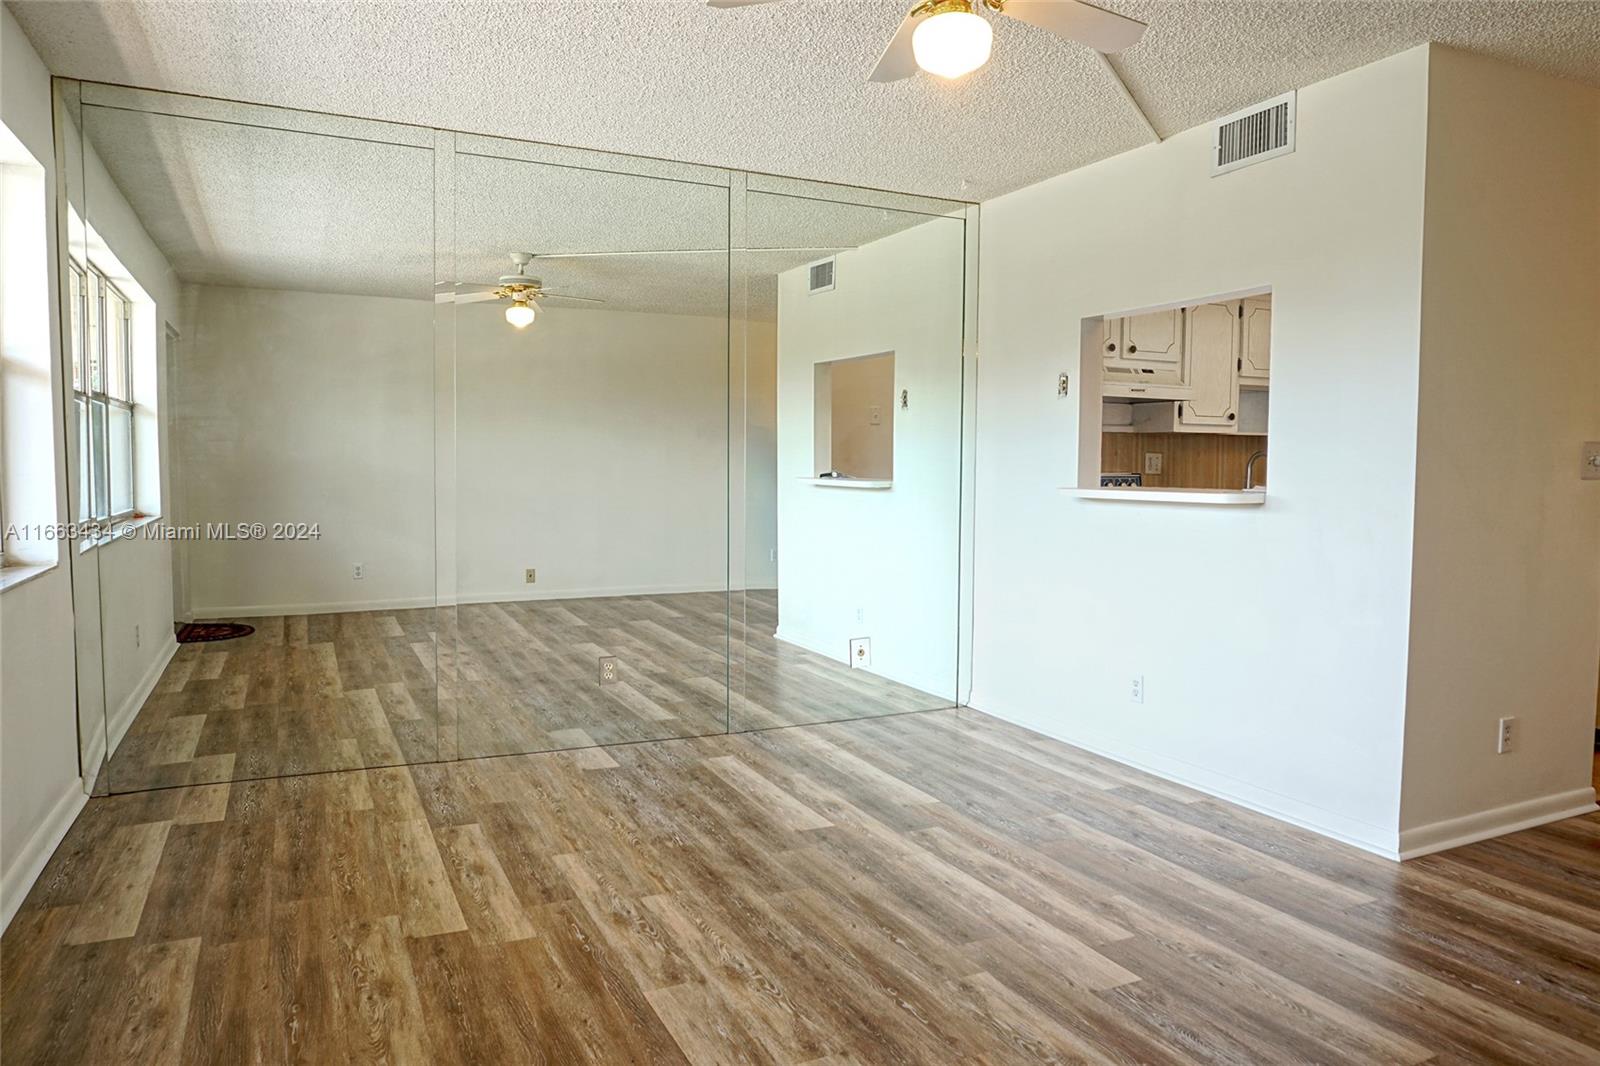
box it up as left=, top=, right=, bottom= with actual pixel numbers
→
left=8, top=708, right=1598, bottom=1064
left=103, top=591, right=944, bottom=792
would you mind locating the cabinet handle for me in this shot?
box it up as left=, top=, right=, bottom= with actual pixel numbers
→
left=1227, top=412, right=1236, bottom=421
left=1106, top=342, right=1117, bottom=353
left=1127, top=344, right=1138, bottom=354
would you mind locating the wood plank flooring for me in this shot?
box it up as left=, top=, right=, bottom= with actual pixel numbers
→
left=104, top=591, right=944, bottom=792
left=11, top=708, right=1599, bottom=1064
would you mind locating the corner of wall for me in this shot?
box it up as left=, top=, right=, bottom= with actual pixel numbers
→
left=1399, top=46, right=1600, bottom=845
left=0, top=776, right=87, bottom=933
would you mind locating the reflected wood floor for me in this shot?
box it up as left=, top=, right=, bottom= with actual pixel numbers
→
left=8, top=708, right=1599, bottom=1064
left=104, top=591, right=943, bottom=792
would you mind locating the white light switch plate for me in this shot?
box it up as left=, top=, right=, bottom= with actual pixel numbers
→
left=1583, top=441, right=1600, bottom=481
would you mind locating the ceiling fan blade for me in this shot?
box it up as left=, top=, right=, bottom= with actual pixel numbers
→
left=868, top=11, right=922, bottom=83
left=432, top=289, right=504, bottom=305
left=533, top=247, right=843, bottom=260
left=535, top=249, right=721, bottom=260
left=997, top=0, right=1146, bottom=53
left=539, top=293, right=605, bottom=304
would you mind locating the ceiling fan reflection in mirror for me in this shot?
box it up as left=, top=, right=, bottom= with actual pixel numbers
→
left=441, top=246, right=852, bottom=329
left=708, top=0, right=1147, bottom=80
left=446, top=252, right=605, bottom=329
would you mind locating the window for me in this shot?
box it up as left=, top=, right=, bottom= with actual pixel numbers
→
left=70, top=261, right=136, bottom=523
left=2, top=123, right=57, bottom=575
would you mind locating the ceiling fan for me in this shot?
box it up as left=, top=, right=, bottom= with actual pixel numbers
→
left=446, top=252, right=605, bottom=328
left=708, top=0, right=1146, bottom=81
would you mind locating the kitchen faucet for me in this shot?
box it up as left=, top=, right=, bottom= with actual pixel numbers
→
left=1245, top=450, right=1266, bottom=490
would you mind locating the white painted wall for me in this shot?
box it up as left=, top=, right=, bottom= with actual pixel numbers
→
left=1398, top=48, right=1600, bottom=854
left=178, top=285, right=435, bottom=615
left=457, top=303, right=754, bottom=602
left=776, top=217, right=966, bottom=699
left=741, top=316, right=780, bottom=591
left=971, top=48, right=1433, bottom=855
left=2, top=11, right=86, bottom=930
left=179, top=286, right=777, bottom=613
left=0, top=11, right=182, bottom=929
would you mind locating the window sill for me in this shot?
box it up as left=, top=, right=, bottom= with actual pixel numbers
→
left=801, top=477, right=893, bottom=490
left=77, top=513, right=163, bottom=554
left=0, top=561, right=59, bottom=594
left=1062, top=487, right=1266, bottom=506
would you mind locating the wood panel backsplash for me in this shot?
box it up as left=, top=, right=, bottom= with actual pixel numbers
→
left=1102, top=433, right=1267, bottom=490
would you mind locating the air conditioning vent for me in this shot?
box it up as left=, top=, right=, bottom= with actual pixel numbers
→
left=1212, top=91, right=1295, bottom=176
left=807, top=257, right=836, bottom=294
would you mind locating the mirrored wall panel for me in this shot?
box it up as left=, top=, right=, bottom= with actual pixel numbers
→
left=732, top=184, right=969, bottom=730
left=445, top=137, right=732, bottom=758
left=54, top=80, right=974, bottom=794
left=70, top=86, right=440, bottom=792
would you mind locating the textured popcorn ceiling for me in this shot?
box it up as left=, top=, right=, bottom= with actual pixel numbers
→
left=21, top=0, right=1599, bottom=309
left=13, top=0, right=1600, bottom=202
left=76, top=102, right=951, bottom=313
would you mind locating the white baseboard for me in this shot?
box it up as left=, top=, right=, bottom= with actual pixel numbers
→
left=964, top=699, right=1404, bottom=859
left=0, top=778, right=88, bottom=934
left=456, top=582, right=727, bottom=605
left=193, top=584, right=762, bottom=617
left=192, top=595, right=438, bottom=617
left=1397, top=788, right=1598, bottom=859
left=106, top=635, right=178, bottom=756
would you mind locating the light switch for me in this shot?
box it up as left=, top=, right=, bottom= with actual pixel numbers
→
left=1584, top=442, right=1600, bottom=481
left=1144, top=452, right=1163, bottom=475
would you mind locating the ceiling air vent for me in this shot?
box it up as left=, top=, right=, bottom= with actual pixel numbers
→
left=1212, top=91, right=1295, bottom=176
left=807, top=257, right=836, bottom=294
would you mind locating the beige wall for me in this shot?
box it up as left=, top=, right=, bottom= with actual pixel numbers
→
left=1398, top=47, right=1600, bottom=852
left=829, top=353, right=894, bottom=480
left=177, top=285, right=778, bottom=613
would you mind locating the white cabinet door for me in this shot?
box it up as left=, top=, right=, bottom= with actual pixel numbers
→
left=1179, top=301, right=1239, bottom=429
left=1100, top=317, right=1124, bottom=365
left=1101, top=309, right=1187, bottom=396
left=1122, top=309, right=1183, bottom=370
left=1240, top=296, right=1271, bottom=385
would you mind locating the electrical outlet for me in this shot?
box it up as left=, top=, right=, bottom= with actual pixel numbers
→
left=525, top=568, right=537, bottom=584
left=769, top=548, right=776, bottom=563
left=849, top=637, right=871, bottom=669
left=1497, top=716, right=1517, bottom=754
left=855, top=607, right=865, bottom=622
left=868, top=404, right=882, bottom=426
left=134, top=624, right=141, bottom=649
left=1130, top=675, right=1145, bottom=703
left=598, top=656, right=619, bottom=685
left=1144, top=452, right=1163, bottom=475
left=1057, top=372, right=1070, bottom=397
left=353, top=563, right=365, bottom=580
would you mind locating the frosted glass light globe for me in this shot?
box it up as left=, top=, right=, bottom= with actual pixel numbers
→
left=912, top=9, right=992, bottom=79
left=505, top=301, right=536, bottom=329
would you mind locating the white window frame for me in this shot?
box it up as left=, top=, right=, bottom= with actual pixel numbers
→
left=70, top=260, right=136, bottom=524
